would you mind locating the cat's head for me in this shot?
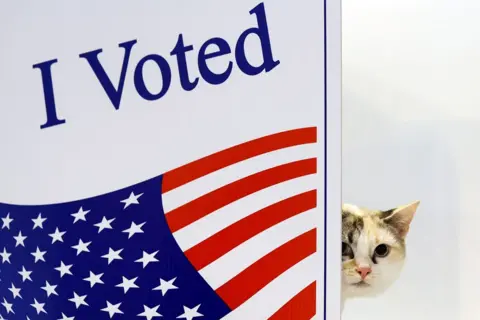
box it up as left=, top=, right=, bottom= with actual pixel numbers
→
left=341, top=201, right=419, bottom=299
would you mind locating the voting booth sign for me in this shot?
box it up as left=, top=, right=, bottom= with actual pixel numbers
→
left=0, top=1, right=341, bottom=319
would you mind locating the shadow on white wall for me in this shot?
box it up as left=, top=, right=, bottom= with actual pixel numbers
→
left=342, top=93, right=460, bottom=319
left=342, top=0, right=480, bottom=317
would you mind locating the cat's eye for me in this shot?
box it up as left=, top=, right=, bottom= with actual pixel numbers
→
left=342, top=242, right=354, bottom=259
left=374, top=244, right=390, bottom=257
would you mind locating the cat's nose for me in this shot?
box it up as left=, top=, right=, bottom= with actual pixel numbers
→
left=355, top=266, right=372, bottom=280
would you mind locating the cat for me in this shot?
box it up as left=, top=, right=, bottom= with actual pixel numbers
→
left=340, top=201, right=420, bottom=314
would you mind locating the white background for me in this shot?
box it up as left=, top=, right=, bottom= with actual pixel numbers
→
left=342, top=0, right=479, bottom=319
left=0, top=0, right=327, bottom=204
left=0, top=1, right=341, bottom=319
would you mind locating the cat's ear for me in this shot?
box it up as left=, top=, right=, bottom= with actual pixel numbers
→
left=342, top=203, right=360, bottom=219
left=381, top=201, right=420, bottom=238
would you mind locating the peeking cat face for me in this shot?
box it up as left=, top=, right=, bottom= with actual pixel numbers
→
left=341, top=201, right=419, bottom=299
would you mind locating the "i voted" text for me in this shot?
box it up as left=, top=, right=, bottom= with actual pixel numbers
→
left=32, top=2, right=280, bottom=130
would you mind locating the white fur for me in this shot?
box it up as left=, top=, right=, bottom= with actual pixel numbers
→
left=342, top=224, right=404, bottom=299
left=341, top=201, right=419, bottom=315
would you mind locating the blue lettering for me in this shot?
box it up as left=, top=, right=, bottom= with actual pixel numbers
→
left=32, top=59, right=66, bottom=129
left=79, top=40, right=137, bottom=110
left=235, top=2, right=280, bottom=76
left=32, top=2, right=280, bottom=129
left=170, top=34, right=199, bottom=91
left=134, top=54, right=172, bottom=101
left=198, top=38, right=233, bottom=85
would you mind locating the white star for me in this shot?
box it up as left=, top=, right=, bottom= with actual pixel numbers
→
left=13, top=231, right=27, bottom=247
left=71, top=207, right=90, bottom=223
left=72, top=239, right=91, bottom=256
left=135, top=250, right=159, bottom=268
left=138, top=304, right=162, bottom=320
left=177, top=304, right=203, bottom=320
left=83, top=271, right=104, bottom=288
left=0, top=247, right=11, bottom=264
left=58, top=313, right=75, bottom=320
left=31, top=246, right=47, bottom=263
left=55, top=261, right=73, bottom=277
left=153, top=277, right=178, bottom=296
left=1, top=298, right=14, bottom=314
left=8, top=283, right=22, bottom=299
left=68, top=292, right=88, bottom=309
left=1, top=213, right=13, bottom=229
left=122, top=221, right=146, bottom=239
left=120, top=191, right=143, bottom=209
left=32, top=213, right=47, bottom=229
left=31, top=298, right=47, bottom=314
left=115, top=276, right=139, bottom=293
left=94, top=217, right=115, bottom=233
left=101, top=301, right=123, bottom=318
left=49, top=228, right=66, bottom=244
left=18, top=266, right=33, bottom=282
left=41, top=281, right=58, bottom=297
left=101, top=248, right=123, bottom=265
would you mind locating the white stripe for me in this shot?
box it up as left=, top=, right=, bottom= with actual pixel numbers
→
left=172, top=174, right=317, bottom=251
left=199, top=209, right=316, bottom=290
left=162, top=143, right=317, bottom=213
left=221, top=253, right=317, bottom=320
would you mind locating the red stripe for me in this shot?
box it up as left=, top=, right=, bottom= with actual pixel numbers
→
left=165, top=159, right=316, bottom=233
left=162, top=127, right=317, bottom=193
left=268, top=282, right=316, bottom=320
left=185, top=190, right=317, bottom=270
left=216, top=229, right=317, bottom=310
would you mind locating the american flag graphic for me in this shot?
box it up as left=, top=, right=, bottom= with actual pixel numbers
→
left=0, top=127, right=320, bottom=320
